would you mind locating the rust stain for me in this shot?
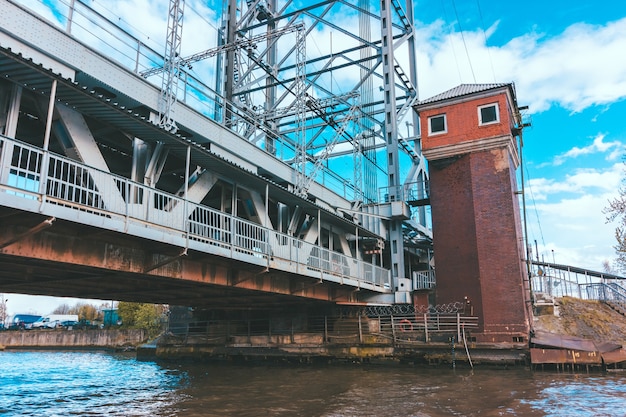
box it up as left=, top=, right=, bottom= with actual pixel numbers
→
left=530, top=348, right=601, bottom=365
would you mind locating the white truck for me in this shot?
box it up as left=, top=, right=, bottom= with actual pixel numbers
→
left=31, top=314, right=79, bottom=329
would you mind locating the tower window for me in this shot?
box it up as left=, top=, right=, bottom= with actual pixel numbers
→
left=428, top=114, right=447, bottom=135
left=478, top=103, right=499, bottom=125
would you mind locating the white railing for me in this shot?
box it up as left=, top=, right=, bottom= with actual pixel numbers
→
left=413, top=270, right=436, bottom=290
left=379, top=180, right=429, bottom=204
left=8, top=0, right=362, bottom=203
left=0, top=135, right=391, bottom=291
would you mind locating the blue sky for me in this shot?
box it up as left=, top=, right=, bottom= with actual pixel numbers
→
left=5, top=0, right=626, bottom=315
left=411, top=0, right=626, bottom=272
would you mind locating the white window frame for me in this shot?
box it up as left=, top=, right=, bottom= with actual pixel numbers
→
left=478, top=103, right=500, bottom=126
left=428, top=114, right=447, bottom=135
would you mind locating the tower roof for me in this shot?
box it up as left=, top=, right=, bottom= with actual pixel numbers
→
left=417, top=83, right=513, bottom=106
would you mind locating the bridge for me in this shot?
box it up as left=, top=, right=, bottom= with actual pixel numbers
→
left=0, top=0, right=433, bottom=311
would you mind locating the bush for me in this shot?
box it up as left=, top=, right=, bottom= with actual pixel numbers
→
left=118, top=302, right=167, bottom=339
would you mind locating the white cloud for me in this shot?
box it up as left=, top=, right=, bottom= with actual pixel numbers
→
left=528, top=162, right=622, bottom=200
left=549, top=133, right=626, bottom=166
left=528, top=190, right=620, bottom=271
left=525, top=163, right=624, bottom=271
left=415, top=17, right=626, bottom=114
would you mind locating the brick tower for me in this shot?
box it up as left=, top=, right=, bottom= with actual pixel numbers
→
left=415, top=83, right=530, bottom=344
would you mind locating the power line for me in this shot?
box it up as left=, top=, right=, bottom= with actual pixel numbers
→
left=524, top=164, right=547, bottom=260
left=450, top=0, right=476, bottom=82
left=439, top=0, right=463, bottom=83
left=474, top=0, right=497, bottom=82
left=88, top=0, right=163, bottom=51
left=185, top=0, right=221, bottom=33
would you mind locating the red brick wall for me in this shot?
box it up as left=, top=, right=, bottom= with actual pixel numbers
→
left=419, top=88, right=530, bottom=342
left=470, top=149, right=529, bottom=337
left=430, top=153, right=484, bottom=322
left=428, top=144, right=529, bottom=341
left=421, top=94, right=512, bottom=151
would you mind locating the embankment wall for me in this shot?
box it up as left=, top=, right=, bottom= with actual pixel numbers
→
left=0, top=329, right=146, bottom=348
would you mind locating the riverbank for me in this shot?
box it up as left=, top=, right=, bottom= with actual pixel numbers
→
left=0, top=328, right=146, bottom=350
left=146, top=318, right=529, bottom=367
left=4, top=298, right=625, bottom=369
left=141, top=298, right=626, bottom=369
left=149, top=339, right=528, bottom=367
left=533, top=296, right=626, bottom=345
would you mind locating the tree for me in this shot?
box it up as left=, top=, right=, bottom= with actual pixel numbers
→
left=117, top=302, right=167, bottom=339
left=604, top=169, right=626, bottom=272
left=52, top=303, right=71, bottom=314
left=69, top=302, right=101, bottom=322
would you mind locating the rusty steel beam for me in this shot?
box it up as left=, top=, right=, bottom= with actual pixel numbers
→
left=143, top=248, right=188, bottom=273
left=530, top=348, right=601, bottom=365
left=0, top=218, right=359, bottom=306
left=0, top=217, right=55, bottom=249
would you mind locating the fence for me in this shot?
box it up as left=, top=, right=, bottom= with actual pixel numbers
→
left=0, top=135, right=390, bottom=291
left=10, top=0, right=364, bottom=202
left=530, top=261, right=626, bottom=301
left=165, top=312, right=478, bottom=346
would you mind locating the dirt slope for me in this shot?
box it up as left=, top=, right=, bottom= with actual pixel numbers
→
left=533, top=297, right=626, bottom=345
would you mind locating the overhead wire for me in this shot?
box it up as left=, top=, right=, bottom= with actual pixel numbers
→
left=474, top=0, right=497, bottom=82
left=450, top=0, right=476, bottom=82
left=524, top=164, right=547, bottom=262
left=306, top=28, right=337, bottom=96
left=185, top=0, right=221, bottom=33
left=87, top=0, right=163, bottom=51
left=439, top=0, right=464, bottom=83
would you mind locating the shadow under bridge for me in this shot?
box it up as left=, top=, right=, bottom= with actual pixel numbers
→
left=0, top=135, right=391, bottom=308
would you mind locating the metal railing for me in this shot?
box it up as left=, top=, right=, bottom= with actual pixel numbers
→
left=165, top=313, right=479, bottom=346
left=586, top=282, right=626, bottom=314
left=530, top=261, right=626, bottom=317
left=379, top=179, right=429, bottom=204
left=530, top=261, right=625, bottom=300
left=0, top=135, right=391, bottom=291
left=9, top=0, right=364, bottom=202
left=413, top=270, right=436, bottom=290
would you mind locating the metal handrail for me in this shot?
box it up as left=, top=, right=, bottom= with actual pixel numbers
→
left=0, top=135, right=391, bottom=291
left=165, top=313, right=479, bottom=345
left=10, top=0, right=361, bottom=202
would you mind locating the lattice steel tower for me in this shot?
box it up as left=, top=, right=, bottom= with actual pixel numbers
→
left=215, top=0, right=430, bottom=300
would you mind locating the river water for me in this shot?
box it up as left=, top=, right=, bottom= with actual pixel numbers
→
left=1, top=351, right=625, bottom=416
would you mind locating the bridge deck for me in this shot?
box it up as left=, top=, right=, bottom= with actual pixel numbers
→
left=0, top=135, right=391, bottom=296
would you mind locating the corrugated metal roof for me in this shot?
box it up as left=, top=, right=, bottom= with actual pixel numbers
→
left=417, top=83, right=510, bottom=106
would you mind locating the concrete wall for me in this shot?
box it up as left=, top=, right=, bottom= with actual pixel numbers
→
left=0, top=329, right=146, bottom=348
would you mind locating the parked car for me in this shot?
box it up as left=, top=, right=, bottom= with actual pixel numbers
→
left=32, top=314, right=79, bottom=329
left=8, top=314, right=42, bottom=330
left=60, top=320, right=79, bottom=329
left=74, top=320, right=99, bottom=330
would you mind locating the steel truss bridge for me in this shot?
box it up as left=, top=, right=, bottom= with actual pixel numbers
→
left=0, top=0, right=433, bottom=309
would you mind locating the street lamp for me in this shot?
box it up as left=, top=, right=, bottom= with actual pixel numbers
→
left=0, top=296, right=7, bottom=328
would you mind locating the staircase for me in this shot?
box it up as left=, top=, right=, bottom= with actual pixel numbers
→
left=598, top=282, right=626, bottom=316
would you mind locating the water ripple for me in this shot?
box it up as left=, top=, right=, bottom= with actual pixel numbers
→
left=2, top=351, right=626, bottom=416
left=0, top=351, right=184, bottom=417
